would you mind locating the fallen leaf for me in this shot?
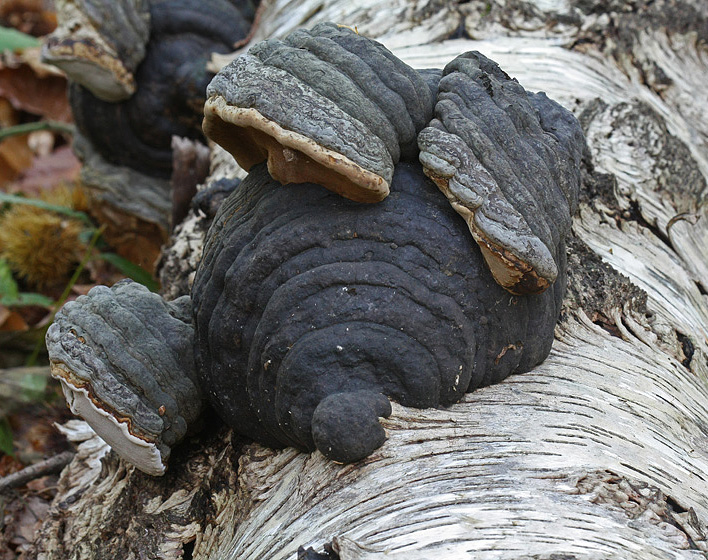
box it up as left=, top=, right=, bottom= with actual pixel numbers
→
left=0, top=305, right=28, bottom=332
left=0, top=61, right=70, bottom=121
left=3, top=494, right=52, bottom=557
left=7, top=394, right=74, bottom=462
left=8, top=145, right=81, bottom=197
left=0, top=452, right=22, bottom=476
left=0, top=131, right=32, bottom=184
left=0, top=96, right=15, bottom=126
left=0, top=0, right=57, bottom=37
left=69, top=283, right=95, bottom=296
left=89, top=202, right=166, bottom=273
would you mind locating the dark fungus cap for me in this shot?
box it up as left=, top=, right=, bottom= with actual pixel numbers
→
left=65, top=0, right=257, bottom=178
left=418, top=51, right=584, bottom=295
left=203, top=22, right=434, bottom=203
left=42, top=0, right=151, bottom=102
left=46, top=281, right=200, bottom=475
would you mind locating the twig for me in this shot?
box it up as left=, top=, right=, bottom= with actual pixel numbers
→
left=666, top=211, right=700, bottom=236
left=0, top=451, right=75, bottom=494
left=232, top=0, right=267, bottom=50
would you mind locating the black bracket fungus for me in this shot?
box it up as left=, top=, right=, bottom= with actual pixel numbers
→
left=47, top=22, right=586, bottom=473
left=190, top=162, right=566, bottom=464
left=42, top=0, right=152, bottom=102
left=203, top=21, right=434, bottom=203
left=41, top=0, right=261, bottom=256
left=64, top=0, right=260, bottom=179
left=418, top=52, right=584, bottom=295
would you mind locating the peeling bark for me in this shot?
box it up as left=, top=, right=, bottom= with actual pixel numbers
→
left=29, top=1, right=708, bottom=558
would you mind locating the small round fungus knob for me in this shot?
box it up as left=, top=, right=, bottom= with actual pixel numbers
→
left=312, top=391, right=392, bottom=463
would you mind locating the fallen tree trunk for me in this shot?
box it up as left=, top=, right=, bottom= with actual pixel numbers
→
left=29, top=0, right=708, bottom=558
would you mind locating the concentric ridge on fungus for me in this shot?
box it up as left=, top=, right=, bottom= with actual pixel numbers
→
left=191, top=163, right=566, bottom=463
left=203, top=21, right=434, bottom=203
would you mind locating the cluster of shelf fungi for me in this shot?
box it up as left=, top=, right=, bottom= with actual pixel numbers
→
left=46, top=14, right=585, bottom=472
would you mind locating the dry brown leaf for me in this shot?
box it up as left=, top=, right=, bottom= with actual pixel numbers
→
left=0, top=305, right=29, bottom=332
left=8, top=145, right=81, bottom=197
left=7, top=396, right=74, bottom=461
left=0, top=132, right=33, bottom=184
left=69, top=283, right=96, bottom=296
left=2, top=494, right=53, bottom=558
left=0, top=453, right=22, bottom=477
left=0, top=97, right=17, bottom=127
left=0, top=0, right=57, bottom=37
left=89, top=202, right=166, bottom=272
left=0, top=62, right=70, bottom=122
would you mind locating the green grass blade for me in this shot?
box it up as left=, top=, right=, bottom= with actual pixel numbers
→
left=0, top=259, right=19, bottom=301
left=0, top=121, right=75, bottom=141
left=0, top=417, right=14, bottom=456
left=1, top=292, right=54, bottom=308
left=0, top=193, right=93, bottom=227
left=0, top=26, right=40, bottom=51
left=99, top=252, right=159, bottom=292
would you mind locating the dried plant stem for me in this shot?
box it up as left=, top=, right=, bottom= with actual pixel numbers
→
left=0, top=451, right=75, bottom=494
left=0, top=121, right=75, bottom=141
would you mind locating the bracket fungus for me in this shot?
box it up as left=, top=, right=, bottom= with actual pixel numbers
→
left=42, top=0, right=152, bottom=102
left=203, top=22, right=434, bottom=203
left=44, top=0, right=259, bottom=267
left=47, top=23, right=586, bottom=473
left=418, top=52, right=584, bottom=294
left=67, top=0, right=259, bottom=179
left=46, top=281, right=200, bottom=476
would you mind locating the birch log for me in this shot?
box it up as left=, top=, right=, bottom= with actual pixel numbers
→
left=29, top=0, right=708, bottom=558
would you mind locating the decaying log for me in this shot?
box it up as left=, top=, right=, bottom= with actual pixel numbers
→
left=29, top=1, right=708, bottom=558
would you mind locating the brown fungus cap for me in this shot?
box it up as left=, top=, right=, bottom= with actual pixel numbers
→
left=203, top=22, right=434, bottom=203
